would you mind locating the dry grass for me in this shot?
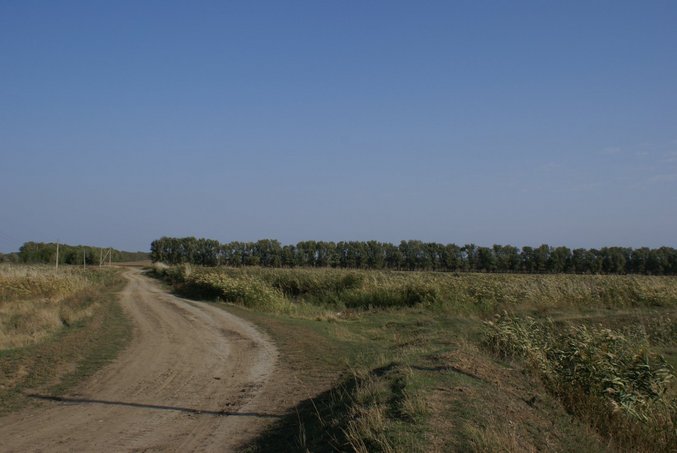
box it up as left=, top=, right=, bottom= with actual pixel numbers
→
left=0, top=264, right=114, bottom=350
left=0, top=265, right=89, bottom=301
left=303, top=363, right=428, bottom=453
left=0, top=272, right=130, bottom=416
left=464, top=424, right=534, bottom=453
left=152, top=264, right=677, bottom=316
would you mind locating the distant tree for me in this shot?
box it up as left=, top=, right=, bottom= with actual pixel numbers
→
left=494, top=245, right=520, bottom=272
left=382, top=243, right=401, bottom=270
left=520, top=246, right=536, bottom=273
left=647, top=247, right=670, bottom=275
left=147, top=237, right=677, bottom=275
left=476, top=247, right=497, bottom=272
left=442, top=243, right=459, bottom=271
left=280, top=245, right=296, bottom=267
left=365, top=241, right=385, bottom=269
left=548, top=246, right=572, bottom=273
left=463, top=244, right=478, bottom=271
left=400, top=240, right=429, bottom=270
left=588, top=249, right=604, bottom=274
left=629, top=247, right=650, bottom=274
left=347, top=241, right=367, bottom=268
left=534, top=245, right=551, bottom=273
left=254, top=239, right=282, bottom=267
left=600, top=247, right=629, bottom=274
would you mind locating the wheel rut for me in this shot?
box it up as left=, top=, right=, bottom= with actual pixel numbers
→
left=0, top=268, right=280, bottom=452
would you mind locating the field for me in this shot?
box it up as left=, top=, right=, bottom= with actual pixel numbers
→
left=153, top=264, right=677, bottom=452
left=0, top=264, right=131, bottom=415
left=2, top=262, right=675, bottom=451
left=0, top=265, right=121, bottom=349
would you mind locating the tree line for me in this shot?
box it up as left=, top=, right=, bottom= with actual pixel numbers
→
left=13, top=242, right=149, bottom=265
left=150, top=237, right=677, bottom=275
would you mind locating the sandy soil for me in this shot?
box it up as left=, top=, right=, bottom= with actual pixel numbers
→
left=0, top=269, right=281, bottom=452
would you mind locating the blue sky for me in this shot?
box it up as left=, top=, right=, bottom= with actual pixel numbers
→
left=1, top=1, right=676, bottom=252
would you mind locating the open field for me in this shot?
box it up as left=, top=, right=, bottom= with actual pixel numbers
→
left=4, top=2, right=677, bottom=451
left=2, top=263, right=674, bottom=451
left=153, top=264, right=677, bottom=452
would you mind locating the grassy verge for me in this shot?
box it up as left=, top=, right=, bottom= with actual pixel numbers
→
left=0, top=270, right=132, bottom=416
left=221, top=305, right=610, bottom=452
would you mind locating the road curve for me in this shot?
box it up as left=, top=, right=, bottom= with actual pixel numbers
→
left=0, top=268, right=279, bottom=452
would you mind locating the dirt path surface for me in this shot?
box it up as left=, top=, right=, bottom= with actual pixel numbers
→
left=0, top=269, right=280, bottom=452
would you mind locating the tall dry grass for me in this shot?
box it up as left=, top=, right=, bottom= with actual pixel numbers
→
left=0, top=264, right=113, bottom=350
left=485, top=313, right=676, bottom=452
left=152, top=264, right=677, bottom=315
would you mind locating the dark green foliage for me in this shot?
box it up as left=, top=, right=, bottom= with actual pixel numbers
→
left=17, top=242, right=148, bottom=265
left=150, top=237, right=677, bottom=275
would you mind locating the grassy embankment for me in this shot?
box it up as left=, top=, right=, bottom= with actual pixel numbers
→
left=152, top=264, right=677, bottom=452
left=0, top=265, right=132, bottom=415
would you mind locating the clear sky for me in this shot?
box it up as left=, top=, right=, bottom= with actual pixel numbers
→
left=1, top=1, right=676, bottom=252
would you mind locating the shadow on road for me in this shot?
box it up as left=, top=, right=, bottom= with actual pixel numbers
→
left=26, top=394, right=281, bottom=419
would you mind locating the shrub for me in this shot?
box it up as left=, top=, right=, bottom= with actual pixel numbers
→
left=186, top=271, right=285, bottom=310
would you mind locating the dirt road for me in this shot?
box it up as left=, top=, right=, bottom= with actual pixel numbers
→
left=0, top=269, right=280, bottom=452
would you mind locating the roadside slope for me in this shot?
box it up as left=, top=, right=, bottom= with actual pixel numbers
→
left=0, top=269, right=279, bottom=452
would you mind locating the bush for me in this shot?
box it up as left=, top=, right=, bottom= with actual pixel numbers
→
left=343, top=281, right=439, bottom=309
left=186, top=271, right=285, bottom=310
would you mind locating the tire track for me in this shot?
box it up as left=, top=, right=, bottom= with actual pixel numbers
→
left=0, top=268, right=280, bottom=452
